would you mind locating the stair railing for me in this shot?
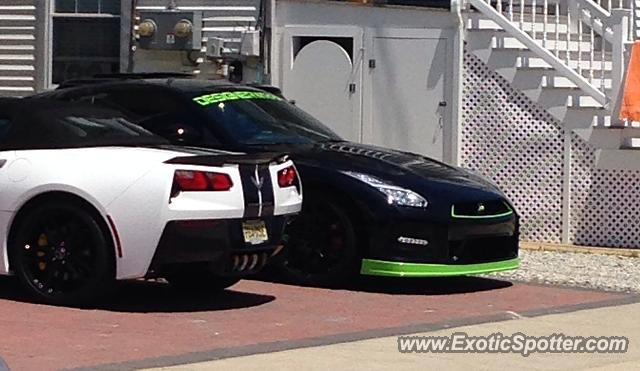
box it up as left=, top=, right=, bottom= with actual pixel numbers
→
left=468, top=0, right=632, bottom=117
left=569, top=0, right=633, bottom=125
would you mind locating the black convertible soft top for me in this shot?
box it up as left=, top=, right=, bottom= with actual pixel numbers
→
left=0, top=99, right=168, bottom=151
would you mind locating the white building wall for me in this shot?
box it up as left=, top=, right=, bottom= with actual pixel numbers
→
left=272, top=0, right=456, bottom=87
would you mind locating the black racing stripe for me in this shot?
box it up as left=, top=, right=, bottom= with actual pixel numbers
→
left=239, top=163, right=276, bottom=218
left=239, top=164, right=261, bottom=218
left=259, top=164, right=275, bottom=217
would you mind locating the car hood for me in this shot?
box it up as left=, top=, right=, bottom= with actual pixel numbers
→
left=263, top=141, right=507, bottom=202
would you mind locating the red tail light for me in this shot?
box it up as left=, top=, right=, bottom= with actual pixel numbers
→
left=277, top=166, right=298, bottom=188
left=173, top=170, right=233, bottom=193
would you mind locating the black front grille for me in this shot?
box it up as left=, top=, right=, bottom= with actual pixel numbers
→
left=452, top=200, right=512, bottom=218
left=448, top=235, right=518, bottom=264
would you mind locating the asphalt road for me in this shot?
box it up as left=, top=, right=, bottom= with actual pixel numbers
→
left=0, top=276, right=636, bottom=371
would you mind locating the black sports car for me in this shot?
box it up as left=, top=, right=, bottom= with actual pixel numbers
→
left=33, top=75, right=520, bottom=286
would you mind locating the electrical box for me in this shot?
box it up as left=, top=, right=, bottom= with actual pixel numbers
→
left=206, top=37, right=226, bottom=58
left=240, top=30, right=260, bottom=57
left=137, top=11, right=202, bottom=51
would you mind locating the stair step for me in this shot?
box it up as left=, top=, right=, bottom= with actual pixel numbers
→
left=493, top=65, right=612, bottom=91
left=574, top=127, right=640, bottom=149
left=595, top=149, right=640, bottom=170
left=622, top=137, right=640, bottom=149
left=546, top=106, right=609, bottom=128
left=542, top=75, right=612, bottom=89
left=466, top=14, right=614, bottom=45
left=493, top=35, right=595, bottom=52
left=484, top=46, right=614, bottom=63
left=476, top=46, right=614, bottom=73
left=467, top=15, right=571, bottom=34
left=469, top=27, right=598, bottom=44
left=518, top=56, right=613, bottom=72
left=541, top=89, right=604, bottom=108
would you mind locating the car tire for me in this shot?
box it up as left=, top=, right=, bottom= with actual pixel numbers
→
left=9, top=200, right=115, bottom=306
left=166, top=269, right=241, bottom=292
left=274, top=195, right=360, bottom=287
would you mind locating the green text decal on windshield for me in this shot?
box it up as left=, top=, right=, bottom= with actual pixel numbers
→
left=193, top=91, right=281, bottom=106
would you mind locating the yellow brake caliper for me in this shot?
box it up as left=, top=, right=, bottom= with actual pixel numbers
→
left=37, top=233, right=48, bottom=271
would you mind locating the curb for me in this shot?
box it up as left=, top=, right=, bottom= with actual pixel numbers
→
left=521, top=241, right=640, bottom=258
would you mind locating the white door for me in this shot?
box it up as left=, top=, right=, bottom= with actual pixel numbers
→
left=365, top=29, right=450, bottom=160
left=282, top=26, right=363, bottom=142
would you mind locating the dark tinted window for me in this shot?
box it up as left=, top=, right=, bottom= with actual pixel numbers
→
left=137, top=111, right=212, bottom=146
left=4, top=102, right=168, bottom=150
left=92, top=89, right=183, bottom=120
left=48, top=113, right=150, bottom=139
left=0, top=118, right=11, bottom=143
left=66, top=88, right=216, bottom=145
left=192, top=91, right=341, bottom=145
left=52, top=18, right=120, bottom=84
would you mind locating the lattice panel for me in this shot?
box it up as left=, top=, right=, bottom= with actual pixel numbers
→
left=461, top=51, right=564, bottom=243
left=570, top=137, right=640, bottom=248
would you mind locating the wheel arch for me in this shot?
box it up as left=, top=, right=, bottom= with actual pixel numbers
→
left=302, top=183, right=376, bottom=256
left=6, top=191, right=117, bottom=274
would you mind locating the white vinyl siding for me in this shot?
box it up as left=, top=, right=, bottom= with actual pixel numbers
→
left=0, top=0, right=37, bottom=96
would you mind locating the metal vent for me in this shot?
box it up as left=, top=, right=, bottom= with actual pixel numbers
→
left=452, top=201, right=512, bottom=219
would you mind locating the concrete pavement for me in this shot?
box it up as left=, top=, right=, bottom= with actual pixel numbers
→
left=0, top=276, right=637, bottom=370
left=147, top=303, right=640, bottom=371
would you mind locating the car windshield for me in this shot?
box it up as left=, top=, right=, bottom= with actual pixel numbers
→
left=191, top=90, right=342, bottom=145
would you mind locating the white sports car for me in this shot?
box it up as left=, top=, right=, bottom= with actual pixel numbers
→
left=0, top=99, right=302, bottom=305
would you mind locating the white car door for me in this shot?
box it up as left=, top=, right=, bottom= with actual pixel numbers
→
left=0, top=107, right=16, bottom=213
left=0, top=112, right=18, bottom=212
left=0, top=149, right=17, bottom=209
left=0, top=149, right=15, bottom=274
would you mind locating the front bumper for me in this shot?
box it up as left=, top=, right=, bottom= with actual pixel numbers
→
left=361, top=258, right=520, bottom=277
left=363, top=213, right=519, bottom=276
left=146, top=216, right=290, bottom=278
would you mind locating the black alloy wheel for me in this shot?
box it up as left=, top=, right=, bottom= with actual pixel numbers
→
left=277, top=195, right=359, bottom=287
left=10, top=201, right=114, bottom=305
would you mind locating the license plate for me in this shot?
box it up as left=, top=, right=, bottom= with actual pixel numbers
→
left=242, top=220, right=269, bottom=245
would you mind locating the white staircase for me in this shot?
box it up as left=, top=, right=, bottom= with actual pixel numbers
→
left=465, top=0, right=640, bottom=169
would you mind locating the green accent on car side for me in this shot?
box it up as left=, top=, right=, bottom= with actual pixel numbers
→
left=193, top=91, right=281, bottom=106
left=450, top=203, right=514, bottom=219
left=360, top=258, right=520, bottom=277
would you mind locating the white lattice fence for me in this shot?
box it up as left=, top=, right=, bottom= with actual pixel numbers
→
left=462, top=50, right=640, bottom=248
left=462, top=51, right=565, bottom=243
left=570, top=137, right=640, bottom=248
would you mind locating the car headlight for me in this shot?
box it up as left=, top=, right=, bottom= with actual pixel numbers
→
left=342, top=171, right=428, bottom=208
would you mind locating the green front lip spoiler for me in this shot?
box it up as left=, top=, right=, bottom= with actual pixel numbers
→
left=360, top=258, right=520, bottom=277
